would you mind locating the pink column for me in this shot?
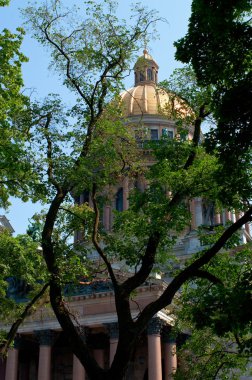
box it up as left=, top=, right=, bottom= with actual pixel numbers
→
left=108, top=323, right=119, bottom=366
left=225, top=210, right=231, bottom=223
left=104, top=205, right=111, bottom=231
left=73, top=355, right=85, bottom=380
left=147, top=318, right=162, bottom=380
left=5, top=348, right=19, bottom=380
left=0, top=357, right=6, bottom=380
left=38, top=346, right=52, bottom=380
left=214, top=212, right=221, bottom=224
left=162, top=327, right=177, bottom=380
left=92, top=332, right=106, bottom=368
left=110, top=340, right=118, bottom=366
left=36, top=330, right=55, bottom=380
left=165, top=343, right=177, bottom=380
left=93, top=349, right=105, bottom=368
left=231, top=212, right=236, bottom=223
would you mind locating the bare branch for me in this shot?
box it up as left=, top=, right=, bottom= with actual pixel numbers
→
left=42, top=20, right=92, bottom=109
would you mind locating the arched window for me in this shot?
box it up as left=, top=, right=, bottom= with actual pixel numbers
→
left=203, top=202, right=215, bottom=226
left=75, top=190, right=89, bottom=205
left=83, top=190, right=89, bottom=203
left=140, top=72, right=145, bottom=81
left=147, top=68, right=153, bottom=81
left=150, top=129, right=158, bottom=140
left=116, top=188, right=123, bottom=212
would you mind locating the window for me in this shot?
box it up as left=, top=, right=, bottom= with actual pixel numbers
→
left=147, top=68, right=153, bottom=81
left=203, top=202, right=215, bottom=226
left=77, top=190, right=89, bottom=205
left=162, top=128, right=173, bottom=139
left=83, top=190, right=89, bottom=203
left=180, top=131, right=187, bottom=141
left=150, top=129, right=158, bottom=140
left=140, top=72, right=145, bottom=81
left=116, top=188, right=123, bottom=212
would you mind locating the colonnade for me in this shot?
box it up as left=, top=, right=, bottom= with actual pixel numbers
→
left=190, top=198, right=251, bottom=238
left=4, top=319, right=177, bottom=380
left=147, top=318, right=177, bottom=380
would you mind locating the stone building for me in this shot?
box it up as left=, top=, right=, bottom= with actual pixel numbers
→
left=0, top=215, right=14, bottom=234
left=1, top=51, right=251, bottom=380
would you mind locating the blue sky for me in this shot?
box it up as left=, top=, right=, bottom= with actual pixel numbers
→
left=0, top=0, right=192, bottom=234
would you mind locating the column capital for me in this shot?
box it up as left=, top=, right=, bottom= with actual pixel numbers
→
left=89, top=333, right=108, bottom=349
left=147, top=317, right=163, bottom=335
left=13, top=335, right=23, bottom=349
left=35, top=329, right=55, bottom=346
left=76, top=326, right=89, bottom=344
left=106, top=322, right=119, bottom=339
left=162, top=326, right=176, bottom=344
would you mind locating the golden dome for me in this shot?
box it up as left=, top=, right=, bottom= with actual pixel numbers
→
left=121, top=50, right=191, bottom=119
left=121, top=84, right=172, bottom=116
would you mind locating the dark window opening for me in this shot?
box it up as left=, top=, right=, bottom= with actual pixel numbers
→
left=180, top=131, right=187, bottom=141
left=147, top=68, right=153, bottom=81
left=140, top=72, right=145, bottom=81
left=83, top=190, right=89, bottom=203
left=203, top=202, right=215, bottom=226
left=116, top=188, right=123, bottom=212
left=162, top=128, right=173, bottom=139
left=150, top=129, right=158, bottom=140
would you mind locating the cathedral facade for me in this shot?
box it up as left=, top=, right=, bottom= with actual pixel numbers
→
left=1, top=51, right=251, bottom=380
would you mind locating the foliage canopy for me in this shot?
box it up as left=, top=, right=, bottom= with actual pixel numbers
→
left=0, top=1, right=251, bottom=380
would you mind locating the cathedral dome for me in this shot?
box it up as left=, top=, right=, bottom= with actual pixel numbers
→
left=121, top=50, right=191, bottom=118
left=121, top=84, right=172, bottom=116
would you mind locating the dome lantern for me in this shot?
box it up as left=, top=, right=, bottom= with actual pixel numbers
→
left=134, top=49, right=159, bottom=86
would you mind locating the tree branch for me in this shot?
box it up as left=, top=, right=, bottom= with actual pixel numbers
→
left=0, top=282, right=49, bottom=357
left=120, top=108, right=205, bottom=296
left=43, top=112, right=62, bottom=192
left=42, top=19, right=92, bottom=109
left=191, top=269, right=223, bottom=285
left=135, top=206, right=252, bottom=328
left=49, top=279, right=104, bottom=378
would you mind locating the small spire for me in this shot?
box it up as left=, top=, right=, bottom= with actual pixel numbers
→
left=143, top=48, right=148, bottom=55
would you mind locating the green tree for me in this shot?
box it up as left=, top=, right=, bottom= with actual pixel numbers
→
left=0, top=1, right=251, bottom=380
left=175, top=0, right=252, bottom=204
left=173, top=1, right=252, bottom=378
left=0, top=2, right=39, bottom=207
left=173, top=232, right=252, bottom=380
